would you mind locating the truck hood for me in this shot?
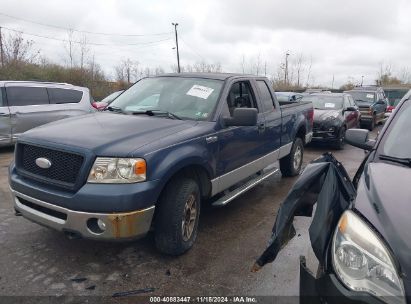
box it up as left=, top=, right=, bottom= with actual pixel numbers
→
left=354, top=162, right=411, bottom=281
left=19, top=112, right=197, bottom=156
left=355, top=101, right=373, bottom=108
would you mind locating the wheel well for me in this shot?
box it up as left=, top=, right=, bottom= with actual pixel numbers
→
left=161, top=165, right=211, bottom=200
left=296, top=126, right=306, bottom=144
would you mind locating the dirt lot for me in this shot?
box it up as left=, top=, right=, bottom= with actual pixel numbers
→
left=0, top=128, right=379, bottom=299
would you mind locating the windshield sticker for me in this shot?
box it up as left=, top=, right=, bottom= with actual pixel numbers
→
left=186, top=85, right=214, bottom=99
left=324, top=103, right=336, bottom=108
left=366, top=94, right=374, bottom=99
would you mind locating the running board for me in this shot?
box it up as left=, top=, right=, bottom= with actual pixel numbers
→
left=212, top=168, right=279, bottom=207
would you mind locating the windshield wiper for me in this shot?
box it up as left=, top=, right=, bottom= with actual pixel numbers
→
left=379, top=154, right=411, bottom=167
left=355, top=99, right=370, bottom=103
left=105, top=106, right=124, bottom=113
left=130, top=110, right=182, bottom=120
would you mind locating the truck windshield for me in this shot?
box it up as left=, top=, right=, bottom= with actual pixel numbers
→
left=302, top=95, right=343, bottom=110
left=109, top=77, right=223, bottom=121
left=348, top=91, right=375, bottom=104
left=381, top=99, right=411, bottom=159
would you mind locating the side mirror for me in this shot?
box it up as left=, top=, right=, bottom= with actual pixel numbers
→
left=345, top=106, right=357, bottom=112
left=224, top=108, right=258, bottom=127
left=345, top=129, right=375, bottom=151
left=377, top=100, right=385, bottom=105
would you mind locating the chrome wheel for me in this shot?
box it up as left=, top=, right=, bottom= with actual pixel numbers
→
left=182, top=194, right=197, bottom=241
left=293, top=145, right=302, bottom=170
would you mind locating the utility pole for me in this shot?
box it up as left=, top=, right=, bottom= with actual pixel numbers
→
left=285, top=51, right=290, bottom=85
left=172, top=23, right=181, bottom=73
left=361, top=76, right=364, bottom=87
left=0, top=27, right=4, bottom=67
left=331, top=74, right=335, bottom=89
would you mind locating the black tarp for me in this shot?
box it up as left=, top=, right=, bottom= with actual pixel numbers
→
left=254, top=153, right=357, bottom=269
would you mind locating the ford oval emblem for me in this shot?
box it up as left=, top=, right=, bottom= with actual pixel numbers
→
left=35, top=157, right=52, bottom=169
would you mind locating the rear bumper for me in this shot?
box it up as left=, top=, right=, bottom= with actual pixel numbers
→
left=299, top=256, right=384, bottom=304
left=12, top=188, right=155, bottom=240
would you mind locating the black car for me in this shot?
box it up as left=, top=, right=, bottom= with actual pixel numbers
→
left=300, top=92, right=411, bottom=303
left=302, top=93, right=360, bottom=149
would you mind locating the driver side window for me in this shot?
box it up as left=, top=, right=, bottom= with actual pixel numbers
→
left=226, top=81, right=258, bottom=116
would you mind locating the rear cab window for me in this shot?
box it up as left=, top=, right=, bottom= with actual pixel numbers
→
left=48, top=88, right=83, bottom=104
left=6, top=86, right=49, bottom=106
left=256, top=80, right=275, bottom=112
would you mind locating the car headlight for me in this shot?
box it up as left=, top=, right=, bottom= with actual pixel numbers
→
left=332, top=210, right=405, bottom=304
left=87, top=157, right=146, bottom=183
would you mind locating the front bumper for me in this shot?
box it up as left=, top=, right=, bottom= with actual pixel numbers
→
left=12, top=188, right=155, bottom=240
left=300, top=256, right=384, bottom=304
left=359, top=113, right=373, bottom=122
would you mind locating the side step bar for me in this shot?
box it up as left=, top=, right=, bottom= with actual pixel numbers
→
left=212, top=167, right=279, bottom=207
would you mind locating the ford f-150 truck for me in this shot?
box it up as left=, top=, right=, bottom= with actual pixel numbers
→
left=9, top=73, right=313, bottom=255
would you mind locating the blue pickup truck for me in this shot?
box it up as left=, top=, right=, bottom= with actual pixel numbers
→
left=9, top=73, right=313, bottom=255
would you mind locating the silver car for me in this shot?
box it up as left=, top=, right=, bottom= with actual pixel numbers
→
left=0, top=81, right=95, bottom=147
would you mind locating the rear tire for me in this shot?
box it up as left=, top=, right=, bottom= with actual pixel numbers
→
left=155, top=177, right=201, bottom=255
left=280, top=137, right=304, bottom=177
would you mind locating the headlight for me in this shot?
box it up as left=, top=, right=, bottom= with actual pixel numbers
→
left=87, top=157, right=146, bottom=183
left=332, top=210, right=405, bottom=304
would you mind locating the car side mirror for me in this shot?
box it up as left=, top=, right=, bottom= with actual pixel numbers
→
left=345, top=129, right=375, bottom=151
left=345, top=106, right=357, bottom=112
left=224, top=108, right=258, bottom=127
left=377, top=100, right=385, bottom=105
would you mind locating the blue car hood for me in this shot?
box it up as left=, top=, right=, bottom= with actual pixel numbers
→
left=19, top=112, right=196, bottom=156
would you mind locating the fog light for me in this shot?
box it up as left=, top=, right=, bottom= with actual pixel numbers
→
left=97, top=219, right=106, bottom=231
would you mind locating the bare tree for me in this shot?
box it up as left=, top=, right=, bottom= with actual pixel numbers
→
left=79, top=35, right=90, bottom=70
left=376, top=62, right=402, bottom=86
left=3, top=31, right=39, bottom=65
left=305, top=56, right=313, bottom=87
left=115, top=58, right=138, bottom=83
left=241, top=55, right=246, bottom=74
left=64, top=29, right=76, bottom=68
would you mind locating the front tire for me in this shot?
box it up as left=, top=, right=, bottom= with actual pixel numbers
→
left=280, top=137, right=304, bottom=177
left=368, top=115, right=376, bottom=131
left=334, top=126, right=346, bottom=150
left=155, top=177, right=201, bottom=255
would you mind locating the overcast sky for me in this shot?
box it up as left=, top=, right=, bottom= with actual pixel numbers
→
left=0, top=0, right=410, bottom=87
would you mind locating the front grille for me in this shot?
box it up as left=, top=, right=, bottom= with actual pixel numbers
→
left=18, top=144, right=84, bottom=186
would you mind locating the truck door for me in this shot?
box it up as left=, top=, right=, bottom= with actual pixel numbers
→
left=0, top=88, right=11, bottom=145
left=217, top=80, right=266, bottom=176
left=255, top=79, right=282, bottom=154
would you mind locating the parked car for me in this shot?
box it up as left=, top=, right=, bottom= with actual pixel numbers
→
left=275, top=92, right=304, bottom=103
left=301, top=93, right=360, bottom=149
left=300, top=91, right=411, bottom=303
left=0, top=81, right=94, bottom=147
left=383, top=87, right=410, bottom=117
left=9, top=73, right=313, bottom=255
left=92, top=90, right=124, bottom=110
left=345, top=86, right=388, bottom=130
